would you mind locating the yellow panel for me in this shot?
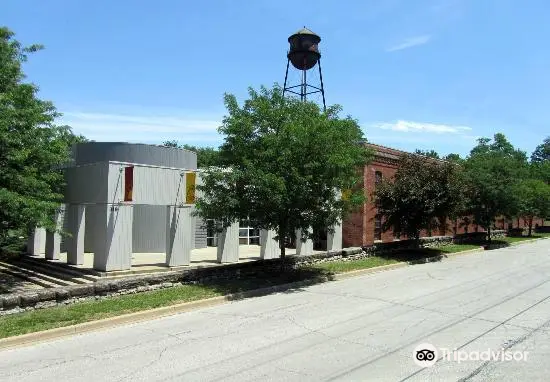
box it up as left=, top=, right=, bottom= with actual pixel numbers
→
left=185, top=172, right=196, bottom=204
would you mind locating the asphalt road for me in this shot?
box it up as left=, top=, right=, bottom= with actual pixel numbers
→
left=2, top=240, right=550, bottom=381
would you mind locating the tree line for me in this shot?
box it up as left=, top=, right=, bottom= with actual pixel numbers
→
left=377, top=134, right=550, bottom=245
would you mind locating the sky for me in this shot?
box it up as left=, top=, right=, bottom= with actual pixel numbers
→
left=3, top=0, right=550, bottom=157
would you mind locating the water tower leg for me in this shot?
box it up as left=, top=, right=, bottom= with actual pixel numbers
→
left=318, top=58, right=326, bottom=112
left=282, top=59, right=290, bottom=97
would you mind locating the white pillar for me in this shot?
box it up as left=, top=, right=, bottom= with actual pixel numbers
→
left=45, top=207, right=65, bottom=260
left=327, top=220, right=343, bottom=252
left=93, top=204, right=133, bottom=272
left=296, top=228, right=313, bottom=256
left=27, top=227, right=46, bottom=256
left=165, top=206, right=193, bottom=267
left=67, top=204, right=86, bottom=265
left=217, top=221, right=239, bottom=263
left=260, top=229, right=280, bottom=259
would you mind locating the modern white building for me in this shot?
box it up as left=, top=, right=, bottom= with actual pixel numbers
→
left=27, top=142, right=342, bottom=272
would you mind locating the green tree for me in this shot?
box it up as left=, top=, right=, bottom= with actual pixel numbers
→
left=163, top=140, right=221, bottom=168
left=375, top=154, right=464, bottom=246
left=530, top=161, right=550, bottom=185
left=443, top=153, right=462, bottom=163
left=531, top=137, right=550, bottom=163
left=414, top=149, right=440, bottom=159
left=513, top=179, right=550, bottom=236
left=195, top=85, right=371, bottom=265
left=0, top=27, right=79, bottom=246
left=463, top=134, right=528, bottom=243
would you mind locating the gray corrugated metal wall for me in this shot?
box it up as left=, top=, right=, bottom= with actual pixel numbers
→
left=132, top=205, right=166, bottom=252
left=73, top=142, right=197, bottom=169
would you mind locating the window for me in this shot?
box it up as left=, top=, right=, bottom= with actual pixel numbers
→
left=238, top=219, right=260, bottom=245
left=206, top=219, right=218, bottom=247
left=375, top=171, right=383, bottom=186
left=374, top=214, right=382, bottom=241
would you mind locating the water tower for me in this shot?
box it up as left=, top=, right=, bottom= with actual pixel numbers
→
left=283, top=27, right=326, bottom=111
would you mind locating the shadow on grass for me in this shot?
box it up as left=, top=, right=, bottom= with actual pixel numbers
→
left=377, top=249, right=445, bottom=264
left=198, top=266, right=335, bottom=301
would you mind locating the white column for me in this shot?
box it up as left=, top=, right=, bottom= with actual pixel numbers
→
left=296, top=228, right=314, bottom=257
left=67, top=204, right=86, bottom=265
left=217, top=221, right=239, bottom=263
left=327, top=220, right=343, bottom=252
left=27, top=227, right=46, bottom=256
left=45, top=206, right=65, bottom=260
left=93, top=204, right=133, bottom=272
left=260, top=229, right=280, bottom=259
left=165, top=205, right=193, bottom=267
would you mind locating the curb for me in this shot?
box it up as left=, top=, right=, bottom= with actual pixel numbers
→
left=1, top=238, right=545, bottom=350
left=0, top=278, right=325, bottom=351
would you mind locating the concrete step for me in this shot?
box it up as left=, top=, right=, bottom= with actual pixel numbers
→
left=16, top=258, right=100, bottom=282
left=0, top=263, right=68, bottom=288
left=1, top=261, right=92, bottom=286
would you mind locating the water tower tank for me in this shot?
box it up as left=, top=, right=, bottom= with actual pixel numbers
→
left=287, top=27, right=321, bottom=70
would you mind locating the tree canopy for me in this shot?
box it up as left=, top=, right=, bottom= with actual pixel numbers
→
left=375, top=154, right=463, bottom=245
left=195, top=85, right=371, bottom=260
left=163, top=141, right=221, bottom=168
left=462, top=134, right=528, bottom=241
left=0, top=27, right=82, bottom=245
left=531, top=137, right=550, bottom=163
left=414, top=149, right=440, bottom=159
left=513, top=179, right=550, bottom=236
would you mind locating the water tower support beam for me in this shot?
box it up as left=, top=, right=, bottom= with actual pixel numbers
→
left=318, top=58, right=326, bottom=112
left=282, top=59, right=290, bottom=98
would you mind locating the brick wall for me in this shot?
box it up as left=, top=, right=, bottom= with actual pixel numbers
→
left=342, top=143, right=545, bottom=247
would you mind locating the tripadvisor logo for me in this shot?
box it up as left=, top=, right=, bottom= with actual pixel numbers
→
left=413, top=343, right=529, bottom=367
left=413, top=343, right=438, bottom=367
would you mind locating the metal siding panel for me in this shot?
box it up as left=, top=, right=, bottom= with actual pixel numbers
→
left=107, top=163, right=125, bottom=204
left=132, top=166, right=186, bottom=205
left=73, top=142, right=197, bottom=169
left=84, top=204, right=103, bottom=253
left=132, top=205, right=166, bottom=252
left=64, top=162, right=109, bottom=204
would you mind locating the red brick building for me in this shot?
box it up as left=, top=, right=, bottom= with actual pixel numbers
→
left=342, top=143, right=544, bottom=247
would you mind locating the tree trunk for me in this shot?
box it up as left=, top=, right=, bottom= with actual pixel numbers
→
left=414, top=231, right=421, bottom=249
left=487, top=226, right=492, bottom=245
left=279, top=226, right=286, bottom=273
left=528, top=217, right=533, bottom=237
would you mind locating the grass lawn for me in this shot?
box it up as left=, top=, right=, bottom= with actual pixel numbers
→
left=500, top=233, right=550, bottom=244
left=312, top=256, right=399, bottom=273
left=0, top=268, right=329, bottom=339
left=439, top=244, right=482, bottom=253
left=313, top=243, right=482, bottom=274
left=0, top=285, right=222, bottom=339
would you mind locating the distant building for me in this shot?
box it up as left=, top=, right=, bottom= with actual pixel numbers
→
left=342, top=143, right=544, bottom=247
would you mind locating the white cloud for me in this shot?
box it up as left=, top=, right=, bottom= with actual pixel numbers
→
left=371, top=120, right=472, bottom=134
left=58, top=111, right=223, bottom=144
left=386, top=35, right=431, bottom=52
